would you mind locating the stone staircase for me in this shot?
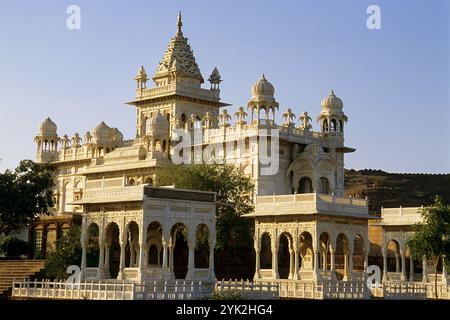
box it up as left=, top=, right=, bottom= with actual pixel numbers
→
left=0, top=260, right=45, bottom=299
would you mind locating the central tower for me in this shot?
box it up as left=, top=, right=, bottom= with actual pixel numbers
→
left=127, top=12, right=229, bottom=139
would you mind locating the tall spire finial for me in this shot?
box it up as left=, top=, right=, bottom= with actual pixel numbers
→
left=177, top=11, right=182, bottom=33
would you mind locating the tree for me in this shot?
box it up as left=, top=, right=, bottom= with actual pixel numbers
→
left=156, top=164, right=255, bottom=250
left=406, top=196, right=450, bottom=299
left=0, top=160, right=56, bottom=236
left=44, top=225, right=82, bottom=280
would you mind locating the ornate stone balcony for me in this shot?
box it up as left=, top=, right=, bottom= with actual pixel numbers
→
left=244, top=193, right=370, bottom=218
left=378, top=207, right=423, bottom=226
left=135, top=83, right=221, bottom=102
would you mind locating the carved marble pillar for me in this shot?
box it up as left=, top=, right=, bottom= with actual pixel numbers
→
left=208, top=240, right=216, bottom=281
left=422, top=255, right=427, bottom=282
left=400, top=250, right=406, bottom=281
left=254, top=247, right=261, bottom=279
left=395, top=253, right=400, bottom=273
left=293, top=239, right=299, bottom=280
left=409, top=255, right=415, bottom=282
left=330, top=247, right=336, bottom=280
left=382, top=248, right=387, bottom=282
left=288, top=249, right=294, bottom=279
left=186, top=238, right=196, bottom=280
left=272, top=242, right=279, bottom=279
left=118, top=241, right=125, bottom=279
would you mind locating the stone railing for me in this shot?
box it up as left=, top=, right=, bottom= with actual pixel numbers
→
left=136, top=83, right=220, bottom=102
left=381, top=207, right=423, bottom=225
left=122, top=268, right=139, bottom=281
left=81, top=185, right=144, bottom=202
left=12, top=279, right=136, bottom=300
left=12, top=279, right=214, bottom=300
left=133, top=280, right=214, bottom=300
left=84, top=268, right=99, bottom=280
left=193, top=269, right=211, bottom=280
left=215, top=280, right=279, bottom=299
left=253, top=193, right=368, bottom=217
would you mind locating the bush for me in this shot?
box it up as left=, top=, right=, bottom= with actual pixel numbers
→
left=43, top=225, right=82, bottom=280
left=0, top=236, right=31, bottom=257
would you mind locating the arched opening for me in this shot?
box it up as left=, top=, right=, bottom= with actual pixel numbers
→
left=63, top=182, right=73, bottom=212
left=194, top=224, right=210, bottom=268
left=298, top=176, right=313, bottom=194
left=171, top=223, right=189, bottom=279
left=162, top=139, right=167, bottom=153
left=339, top=120, right=344, bottom=133
left=322, top=119, right=329, bottom=132
left=299, top=232, right=313, bottom=272
left=335, top=233, right=349, bottom=280
left=387, top=239, right=401, bottom=273
left=144, top=177, right=153, bottom=185
left=330, top=119, right=337, bottom=132
left=260, top=233, right=272, bottom=269
left=146, top=222, right=162, bottom=267
left=259, top=106, right=267, bottom=119
left=405, top=246, right=415, bottom=281
left=353, top=235, right=364, bottom=272
left=154, top=139, right=161, bottom=151
left=124, top=221, right=139, bottom=268
left=318, top=177, right=330, bottom=194
left=180, top=113, right=187, bottom=127
left=128, top=178, right=136, bottom=186
left=105, top=222, right=120, bottom=279
left=86, top=223, right=99, bottom=268
left=289, top=171, right=295, bottom=194
left=278, top=233, right=292, bottom=279
left=319, top=232, right=330, bottom=271
left=144, top=116, right=150, bottom=135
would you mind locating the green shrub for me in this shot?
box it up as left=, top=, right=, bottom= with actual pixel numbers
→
left=43, top=225, right=82, bottom=280
left=0, top=236, right=31, bottom=257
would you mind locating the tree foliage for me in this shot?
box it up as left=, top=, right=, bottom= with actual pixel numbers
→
left=0, top=160, right=56, bottom=236
left=44, top=225, right=82, bottom=280
left=156, top=164, right=255, bottom=250
left=406, top=196, right=450, bottom=299
left=0, top=235, right=32, bottom=257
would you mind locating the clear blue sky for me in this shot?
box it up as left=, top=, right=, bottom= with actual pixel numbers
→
left=0, top=0, right=449, bottom=173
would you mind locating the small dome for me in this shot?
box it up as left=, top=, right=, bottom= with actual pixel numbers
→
left=321, top=90, right=343, bottom=110
left=39, top=117, right=57, bottom=134
left=251, top=74, right=275, bottom=97
left=93, top=121, right=112, bottom=140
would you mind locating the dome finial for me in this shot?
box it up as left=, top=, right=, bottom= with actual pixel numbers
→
left=330, top=89, right=335, bottom=96
left=177, top=11, right=182, bottom=33
left=262, top=73, right=266, bottom=80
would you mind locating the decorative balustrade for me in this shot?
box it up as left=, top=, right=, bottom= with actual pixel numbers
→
left=136, top=83, right=220, bottom=102
left=253, top=193, right=368, bottom=217
left=84, top=268, right=99, bottom=280
left=122, top=268, right=139, bottom=281
left=215, top=280, right=279, bottom=299
left=12, top=279, right=214, bottom=300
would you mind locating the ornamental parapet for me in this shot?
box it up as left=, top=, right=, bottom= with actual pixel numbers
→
left=244, top=193, right=371, bottom=219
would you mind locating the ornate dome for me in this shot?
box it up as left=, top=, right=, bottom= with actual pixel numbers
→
left=93, top=121, right=112, bottom=140
left=39, top=117, right=57, bottom=134
left=251, top=74, right=275, bottom=97
left=321, top=90, right=343, bottom=110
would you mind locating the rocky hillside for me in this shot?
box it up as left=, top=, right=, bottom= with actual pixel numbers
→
left=344, top=169, right=450, bottom=215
